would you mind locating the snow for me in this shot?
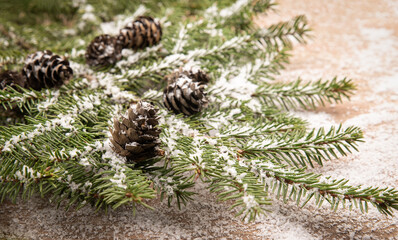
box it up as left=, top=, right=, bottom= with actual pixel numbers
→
left=14, top=165, right=38, bottom=181
left=125, top=142, right=138, bottom=147
left=110, top=171, right=127, bottom=189
left=81, top=12, right=96, bottom=22
left=224, top=165, right=238, bottom=177
left=100, top=5, right=147, bottom=35
left=36, top=90, right=60, bottom=112
left=116, top=44, right=162, bottom=71
left=219, top=0, right=250, bottom=19
left=172, top=24, right=189, bottom=54
left=374, top=73, right=398, bottom=94
left=204, top=23, right=224, bottom=37
left=205, top=0, right=253, bottom=23
left=71, top=0, right=86, bottom=8
left=117, top=36, right=249, bottom=81
left=2, top=94, right=104, bottom=152
left=209, top=53, right=277, bottom=112
left=172, top=20, right=205, bottom=54
left=242, top=194, right=258, bottom=208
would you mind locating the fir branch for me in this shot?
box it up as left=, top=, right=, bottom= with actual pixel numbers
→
left=219, top=121, right=299, bottom=138
left=205, top=0, right=275, bottom=29
left=93, top=166, right=156, bottom=210
left=246, top=159, right=398, bottom=216
left=257, top=15, right=311, bottom=51
left=0, top=24, right=32, bottom=50
left=201, top=97, right=307, bottom=129
left=0, top=137, right=156, bottom=211
left=145, top=164, right=197, bottom=209
left=121, top=35, right=251, bottom=80
left=116, top=44, right=164, bottom=72
left=208, top=175, right=271, bottom=221
left=0, top=94, right=107, bottom=154
left=0, top=51, right=26, bottom=66
left=242, top=125, right=364, bottom=168
left=207, top=51, right=290, bottom=111
left=204, top=143, right=273, bottom=222
left=252, top=77, right=356, bottom=110
left=0, top=87, right=46, bottom=112
left=1, top=0, right=396, bottom=223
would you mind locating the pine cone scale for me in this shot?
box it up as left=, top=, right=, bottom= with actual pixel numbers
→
left=128, top=108, right=137, bottom=120
left=127, top=128, right=139, bottom=142
left=177, top=93, right=192, bottom=109
left=137, top=24, right=145, bottom=47
left=141, top=143, right=157, bottom=149
left=111, top=132, right=123, bottom=145
left=149, top=23, right=159, bottom=45
left=169, top=91, right=182, bottom=111
left=146, top=119, right=158, bottom=126
left=122, top=118, right=134, bottom=129
left=181, top=106, right=193, bottom=116
left=110, top=139, right=130, bottom=156
left=125, top=144, right=143, bottom=153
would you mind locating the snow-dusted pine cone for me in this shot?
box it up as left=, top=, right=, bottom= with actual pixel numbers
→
left=22, top=50, right=73, bottom=90
left=163, top=70, right=210, bottom=116
left=117, top=16, right=162, bottom=50
left=110, top=101, right=161, bottom=163
left=85, top=34, right=122, bottom=67
left=0, top=70, right=27, bottom=90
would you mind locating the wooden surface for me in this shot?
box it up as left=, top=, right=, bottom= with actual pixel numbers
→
left=1, top=1, right=398, bottom=239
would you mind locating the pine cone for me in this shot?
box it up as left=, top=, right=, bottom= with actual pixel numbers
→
left=117, top=16, right=162, bottom=50
left=163, top=70, right=210, bottom=116
left=0, top=70, right=27, bottom=90
left=85, top=34, right=122, bottom=67
left=110, top=101, right=161, bottom=163
left=22, top=50, right=73, bottom=90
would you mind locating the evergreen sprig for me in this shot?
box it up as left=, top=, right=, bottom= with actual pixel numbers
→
left=253, top=77, right=356, bottom=110
left=242, top=125, right=363, bottom=167
left=258, top=14, right=311, bottom=51
left=0, top=0, right=397, bottom=223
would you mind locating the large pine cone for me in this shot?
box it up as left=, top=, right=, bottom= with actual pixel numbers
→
left=117, top=16, right=162, bottom=50
left=110, top=101, right=161, bottom=163
left=0, top=70, right=27, bottom=90
left=22, top=50, right=73, bottom=90
left=85, top=34, right=122, bottom=67
left=163, top=70, right=210, bottom=116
